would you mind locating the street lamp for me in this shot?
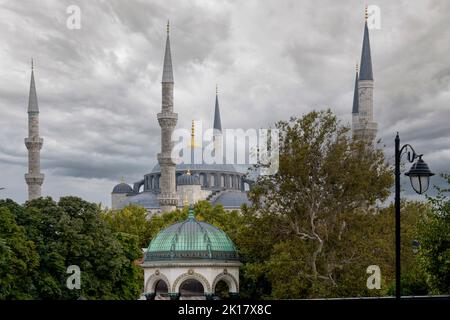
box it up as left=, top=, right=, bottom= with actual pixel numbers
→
left=405, top=156, right=434, bottom=194
left=395, top=133, right=434, bottom=300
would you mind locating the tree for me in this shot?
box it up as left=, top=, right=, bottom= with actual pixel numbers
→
left=371, top=201, right=430, bottom=296
left=113, top=232, right=144, bottom=299
left=242, top=110, right=394, bottom=298
left=101, top=205, right=152, bottom=248
left=0, top=197, right=143, bottom=300
left=0, top=206, right=39, bottom=299
left=418, top=174, right=450, bottom=294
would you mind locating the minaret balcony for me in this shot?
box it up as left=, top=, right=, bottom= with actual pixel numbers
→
left=157, top=153, right=176, bottom=166
left=24, top=137, right=43, bottom=150
left=25, top=173, right=44, bottom=185
left=353, top=121, right=377, bottom=131
left=157, top=112, right=178, bottom=127
left=357, top=79, right=374, bottom=88
left=157, top=192, right=178, bottom=206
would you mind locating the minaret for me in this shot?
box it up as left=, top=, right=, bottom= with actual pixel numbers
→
left=157, top=21, right=178, bottom=213
left=353, top=7, right=378, bottom=143
left=25, top=59, right=44, bottom=200
left=213, top=85, right=223, bottom=154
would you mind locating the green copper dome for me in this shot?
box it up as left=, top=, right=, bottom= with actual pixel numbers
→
left=145, top=207, right=238, bottom=261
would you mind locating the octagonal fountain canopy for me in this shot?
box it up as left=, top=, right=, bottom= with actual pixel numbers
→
left=145, top=206, right=238, bottom=262
left=141, top=205, right=241, bottom=300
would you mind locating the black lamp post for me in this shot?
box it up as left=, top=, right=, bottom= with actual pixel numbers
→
left=394, top=133, right=434, bottom=300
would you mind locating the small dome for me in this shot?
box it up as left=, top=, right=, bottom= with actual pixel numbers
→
left=112, top=182, right=133, bottom=194
left=145, top=207, right=238, bottom=261
left=177, top=171, right=200, bottom=186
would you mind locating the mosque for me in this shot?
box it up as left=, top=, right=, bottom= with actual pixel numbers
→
left=110, top=10, right=377, bottom=215
left=23, top=10, right=377, bottom=300
left=110, top=22, right=254, bottom=214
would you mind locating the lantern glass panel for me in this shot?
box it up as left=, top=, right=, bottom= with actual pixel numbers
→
left=409, top=174, right=430, bottom=194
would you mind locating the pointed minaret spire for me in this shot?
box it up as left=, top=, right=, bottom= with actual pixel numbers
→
left=359, top=8, right=373, bottom=80
left=162, top=20, right=174, bottom=83
left=28, top=59, right=39, bottom=113
left=352, top=64, right=359, bottom=114
left=25, top=60, right=44, bottom=200
left=212, top=85, right=223, bottom=160
left=213, top=84, right=222, bottom=133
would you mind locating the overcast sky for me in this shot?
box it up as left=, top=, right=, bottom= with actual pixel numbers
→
left=0, top=0, right=449, bottom=207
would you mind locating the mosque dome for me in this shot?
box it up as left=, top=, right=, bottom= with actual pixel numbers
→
left=177, top=171, right=201, bottom=186
left=112, top=182, right=133, bottom=194
left=144, top=207, right=238, bottom=262
left=150, top=162, right=245, bottom=175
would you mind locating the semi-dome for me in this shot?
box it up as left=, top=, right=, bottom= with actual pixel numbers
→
left=145, top=207, right=238, bottom=262
left=212, top=190, right=251, bottom=208
left=117, top=191, right=159, bottom=209
left=112, top=182, right=133, bottom=194
left=177, top=171, right=201, bottom=186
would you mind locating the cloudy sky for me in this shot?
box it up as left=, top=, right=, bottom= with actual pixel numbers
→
left=0, top=0, right=449, bottom=206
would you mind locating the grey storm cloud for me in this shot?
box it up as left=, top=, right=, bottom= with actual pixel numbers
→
left=0, top=0, right=449, bottom=206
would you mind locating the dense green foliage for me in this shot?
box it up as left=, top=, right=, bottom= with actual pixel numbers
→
left=102, top=205, right=152, bottom=248
left=0, top=197, right=143, bottom=300
left=0, top=206, right=38, bottom=299
left=417, top=174, right=450, bottom=294
left=239, top=110, right=395, bottom=298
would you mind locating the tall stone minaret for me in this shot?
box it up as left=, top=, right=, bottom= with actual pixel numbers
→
left=157, top=22, right=178, bottom=213
left=352, top=8, right=378, bottom=143
left=25, top=60, right=44, bottom=200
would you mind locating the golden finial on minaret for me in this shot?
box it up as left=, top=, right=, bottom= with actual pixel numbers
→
left=365, top=6, right=368, bottom=21
left=183, top=193, right=189, bottom=206
left=190, top=120, right=196, bottom=148
left=167, top=20, right=170, bottom=35
left=31, top=58, right=34, bottom=70
left=216, top=84, right=218, bottom=95
left=356, top=63, right=359, bottom=73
